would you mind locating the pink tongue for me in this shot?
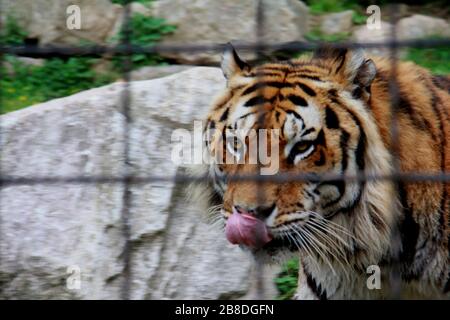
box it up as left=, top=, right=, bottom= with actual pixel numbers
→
left=225, top=210, right=272, bottom=249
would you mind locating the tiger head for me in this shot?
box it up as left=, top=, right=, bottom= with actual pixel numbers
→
left=198, top=44, right=398, bottom=264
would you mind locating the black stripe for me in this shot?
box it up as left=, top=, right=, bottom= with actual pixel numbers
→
left=325, top=106, right=340, bottom=129
left=315, top=129, right=326, bottom=148
left=258, top=66, right=289, bottom=72
left=281, top=120, right=286, bottom=138
left=328, top=89, right=339, bottom=104
left=299, top=75, right=322, bottom=81
left=331, top=94, right=366, bottom=171
left=296, top=82, right=316, bottom=96
left=305, top=189, right=316, bottom=200
left=301, top=127, right=315, bottom=137
left=305, top=269, right=327, bottom=300
left=259, top=72, right=284, bottom=76
left=314, top=149, right=326, bottom=166
left=426, top=84, right=447, bottom=245
left=355, top=129, right=365, bottom=171
left=327, top=94, right=367, bottom=214
left=341, top=103, right=366, bottom=213
left=334, top=50, right=347, bottom=74
left=288, top=71, right=324, bottom=81
left=286, top=109, right=303, bottom=121
left=242, top=81, right=286, bottom=96
left=219, top=108, right=229, bottom=122
left=275, top=110, right=281, bottom=122
left=398, top=182, right=420, bottom=280
left=432, top=75, right=450, bottom=93
left=397, top=93, right=434, bottom=136
left=232, top=48, right=249, bottom=71
left=340, top=130, right=350, bottom=171
left=322, top=180, right=345, bottom=208
left=246, top=71, right=283, bottom=78
left=319, top=134, right=345, bottom=207
left=352, top=86, right=362, bottom=99
left=287, top=94, right=308, bottom=107
left=244, top=96, right=267, bottom=107
left=238, top=111, right=257, bottom=120
left=368, top=209, right=385, bottom=231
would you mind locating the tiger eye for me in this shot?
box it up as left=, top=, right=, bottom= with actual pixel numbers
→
left=296, top=141, right=312, bottom=153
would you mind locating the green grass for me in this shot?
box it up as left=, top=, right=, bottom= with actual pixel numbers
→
left=1, top=56, right=116, bottom=114
left=405, top=42, right=450, bottom=75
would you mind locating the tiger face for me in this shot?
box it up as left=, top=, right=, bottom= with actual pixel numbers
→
left=203, top=44, right=394, bottom=262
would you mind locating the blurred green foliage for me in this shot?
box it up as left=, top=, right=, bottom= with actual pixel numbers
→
left=406, top=38, right=450, bottom=75
left=0, top=15, right=28, bottom=45
left=1, top=56, right=115, bottom=114
left=275, top=258, right=299, bottom=300
left=305, top=28, right=351, bottom=42
left=306, top=0, right=359, bottom=14
left=305, top=0, right=367, bottom=25
left=0, top=7, right=175, bottom=114
left=113, top=13, right=176, bottom=69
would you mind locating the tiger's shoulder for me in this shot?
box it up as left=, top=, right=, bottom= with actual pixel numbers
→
left=368, top=56, right=449, bottom=296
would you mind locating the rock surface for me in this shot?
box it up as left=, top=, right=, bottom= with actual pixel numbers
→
left=0, top=68, right=278, bottom=299
left=353, top=14, right=450, bottom=58
left=397, top=14, right=450, bottom=40
left=151, top=0, right=310, bottom=64
left=0, top=0, right=122, bottom=45
left=129, top=2, right=153, bottom=17
left=320, top=10, right=354, bottom=35
left=352, top=21, right=400, bottom=57
left=130, top=65, right=193, bottom=81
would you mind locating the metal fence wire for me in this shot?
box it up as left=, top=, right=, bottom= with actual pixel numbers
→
left=0, top=1, right=449, bottom=300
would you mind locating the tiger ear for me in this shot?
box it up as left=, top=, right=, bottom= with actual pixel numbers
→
left=221, top=43, right=250, bottom=80
left=314, top=47, right=377, bottom=96
left=343, top=49, right=377, bottom=90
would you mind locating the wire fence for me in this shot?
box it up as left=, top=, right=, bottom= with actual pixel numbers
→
left=0, top=1, right=448, bottom=300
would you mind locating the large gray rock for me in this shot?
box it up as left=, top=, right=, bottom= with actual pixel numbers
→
left=151, top=0, right=310, bottom=64
left=0, top=68, right=277, bottom=299
left=129, top=2, right=152, bottom=17
left=130, top=65, right=193, bottom=81
left=0, top=0, right=122, bottom=45
left=352, top=21, right=405, bottom=57
left=352, top=14, right=450, bottom=58
left=320, top=10, right=353, bottom=35
left=397, top=14, right=450, bottom=40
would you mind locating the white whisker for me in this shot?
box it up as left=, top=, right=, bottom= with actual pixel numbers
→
left=299, top=224, right=351, bottom=279
left=287, top=224, right=323, bottom=272
left=297, top=226, right=338, bottom=276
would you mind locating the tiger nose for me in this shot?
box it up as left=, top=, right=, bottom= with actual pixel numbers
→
left=234, top=204, right=276, bottom=221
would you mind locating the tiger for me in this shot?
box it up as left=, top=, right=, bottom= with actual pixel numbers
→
left=190, top=43, right=449, bottom=299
